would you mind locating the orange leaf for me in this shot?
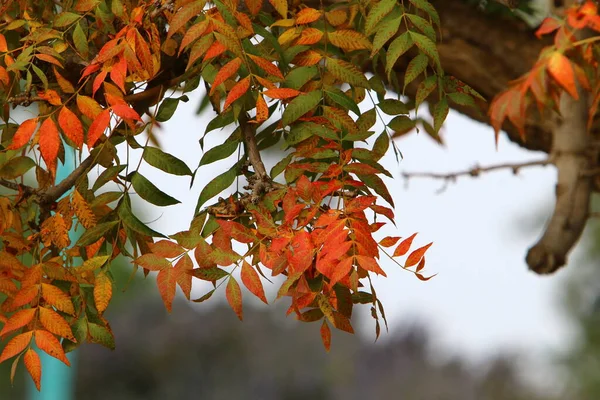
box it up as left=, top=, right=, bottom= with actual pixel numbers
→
left=24, top=349, right=41, bottom=391
left=248, top=54, right=284, bottom=79
left=92, top=69, right=108, bottom=97
left=58, top=107, right=84, bottom=148
left=167, top=0, right=206, bottom=39
left=536, top=17, right=561, bottom=38
left=245, top=0, right=262, bottom=16
left=76, top=95, right=103, bottom=119
left=241, top=261, right=268, bottom=304
left=268, top=0, right=288, bottom=17
left=405, top=242, right=433, bottom=269
left=0, top=33, right=7, bottom=52
left=157, top=266, right=177, bottom=312
left=34, top=330, right=70, bottom=366
left=0, top=308, right=36, bottom=337
left=179, top=20, right=210, bottom=54
left=0, top=65, right=9, bottom=86
left=254, top=94, right=269, bottom=122
left=12, top=285, right=40, bottom=309
left=223, top=76, right=251, bottom=110
left=379, top=236, right=400, bottom=248
left=264, top=88, right=301, bottom=100
left=254, top=75, right=277, bottom=90
left=226, top=276, right=243, bottom=320
left=210, top=57, right=243, bottom=95
left=0, top=331, right=33, bottom=364
left=203, top=40, right=227, bottom=61
left=393, top=232, right=417, bottom=257
left=292, top=50, right=323, bottom=66
left=149, top=240, right=185, bottom=258
left=416, top=256, right=426, bottom=273
left=87, top=109, right=111, bottom=148
left=110, top=55, right=128, bottom=93
left=40, top=283, right=75, bottom=315
left=355, top=255, right=386, bottom=276
left=38, top=307, right=76, bottom=341
left=39, top=118, right=60, bottom=176
left=296, top=8, right=321, bottom=24
left=94, top=272, right=112, bottom=314
left=328, top=257, right=353, bottom=286
left=296, top=27, right=323, bottom=45
left=547, top=52, right=578, bottom=99
left=111, top=103, right=141, bottom=121
left=134, top=253, right=171, bottom=271
left=38, top=90, right=62, bottom=106
left=8, top=118, right=38, bottom=150
left=53, top=67, right=75, bottom=93
left=174, top=254, right=193, bottom=300
left=36, top=53, right=62, bottom=67
left=320, top=320, right=331, bottom=352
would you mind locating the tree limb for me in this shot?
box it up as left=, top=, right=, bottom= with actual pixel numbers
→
left=40, top=155, right=95, bottom=205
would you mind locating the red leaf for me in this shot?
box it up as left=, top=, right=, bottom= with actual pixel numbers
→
left=379, top=236, right=400, bottom=248
left=203, top=41, right=227, bottom=61
left=110, top=55, right=127, bottom=93
left=58, top=107, right=84, bottom=148
left=355, top=255, right=386, bottom=276
left=416, top=256, right=426, bottom=273
left=547, top=51, right=578, bottom=99
left=210, top=57, right=243, bottom=95
left=38, top=118, right=60, bottom=176
left=149, top=240, right=184, bottom=258
left=24, top=349, right=41, bottom=391
left=157, top=267, right=177, bottom=312
left=320, top=320, right=331, bottom=352
left=223, top=76, right=251, bottom=110
left=216, top=220, right=257, bottom=244
left=345, top=195, right=377, bottom=214
left=174, top=254, right=193, bottom=300
left=264, top=88, right=301, bottom=100
left=226, top=276, right=243, bottom=320
left=0, top=331, right=33, bottom=363
left=329, top=257, right=353, bottom=286
left=536, top=17, right=561, bottom=38
left=241, top=261, right=268, bottom=304
left=87, top=109, right=111, bottom=148
left=393, top=233, right=417, bottom=257
left=8, top=118, right=38, bottom=150
left=248, top=54, right=284, bottom=79
left=34, top=330, right=70, bottom=366
left=111, top=103, right=141, bottom=121
left=92, top=69, right=108, bottom=97
left=405, top=242, right=433, bottom=269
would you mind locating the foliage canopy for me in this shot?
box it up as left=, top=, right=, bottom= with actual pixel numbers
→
left=0, top=0, right=599, bottom=391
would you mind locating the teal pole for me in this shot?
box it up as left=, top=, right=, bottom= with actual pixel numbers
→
left=26, top=145, right=78, bottom=400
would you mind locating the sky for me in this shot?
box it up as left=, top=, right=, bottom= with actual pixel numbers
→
left=130, top=89, right=582, bottom=375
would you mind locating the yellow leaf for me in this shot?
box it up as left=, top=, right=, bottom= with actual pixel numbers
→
left=94, top=272, right=112, bottom=314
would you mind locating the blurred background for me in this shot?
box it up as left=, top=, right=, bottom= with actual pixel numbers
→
left=3, top=85, right=600, bottom=399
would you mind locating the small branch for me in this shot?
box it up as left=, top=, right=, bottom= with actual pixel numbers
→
left=402, top=159, right=552, bottom=182
left=0, top=179, right=23, bottom=191
left=40, top=156, right=95, bottom=204
left=240, top=115, right=268, bottom=179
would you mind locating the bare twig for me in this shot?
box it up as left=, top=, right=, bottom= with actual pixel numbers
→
left=40, top=156, right=95, bottom=204
left=402, top=159, right=552, bottom=182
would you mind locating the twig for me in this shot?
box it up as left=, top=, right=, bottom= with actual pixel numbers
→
left=402, top=159, right=552, bottom=182
left=40, top=156, right=95, bottom=204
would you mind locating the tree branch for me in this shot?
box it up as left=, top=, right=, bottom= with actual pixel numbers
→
left=402, top=159, right=551, bottom=182
left=40, top=156, right=95, bottom=205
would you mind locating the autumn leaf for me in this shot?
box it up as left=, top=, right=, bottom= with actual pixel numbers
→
left=223, top=76, right=251, bottom=110
left=87, top=108, right=111, bottom=147
left=0, top=331, right=33, bottom=364
left=210, top=58, right=243, bottom=95
left=38, top=307, right=76, bottom=341
left=393, top=233, right=417, bottom=257
left=241, top=261, right=268, bottom=304
left=24, top=349, right=41, bottom=391
left=8, top=118, right=38, bottom=150
left=226, top=276, right=243, bottom=320
left=320, top=320, right=331, bottom=352
left=35, top=330, right=70, bottom=366
left=547, top=51, right=578, bottom=99
left=38, top=118, right=60, bottom=176
left=58, top=107, right=84, bottom=148
left=0, top=308, right=36, bottom=337
left=40, top=283, right=75, bottom=315
left=296, top=8, right=321, bottom=25
left=94, top=272, right=112, bottom=314
left=405, top=242, right=433, bottom=268
left=264, top=88, right=301, bottom=100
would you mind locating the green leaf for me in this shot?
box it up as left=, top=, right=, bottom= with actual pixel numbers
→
left=204, top=110, right=235, bottom=135
left=0, top=156, right=35, bottom=179
left=88, top=323, right=115, bottom=350
left=447, top=92, right=477, bottom=108
left=404, top=53, right=429, bottom=90
left=326, top=58, right=370, bottom=88
left=281, top=91, right=322, bottom=127
left=409, top=30, right=440, bottom=72
left=192, top=289, right=216, bottom=302
left=270, top=153, right=293, bottom=179
left=129, top=172, right=181, bottom=206
left=415, top=75, right=437, bottom=110
left=385, top=32, right=415, bottom=76
left=284, top=66, right=318, bottom=90
left=156, top=95, right=189, bottom=122
left=372, top=130, right=390, bottom=160
left=408, top=0, right=441, bottom=28
left=389, top=115, right=417, bottom=136
left=54, top=12, right=80, bottom=28
left=199, top=134, right=239, bottom=166
left=194, top=160, right=241, bottom=214
left=31, top=64, right=48, bottom=90
left=92, top=165, right=126, bottom=192
left=325, top=88, right=361, bottom=115
left=433, top=97, right=449, bottom=134
left=378, top=99, right=409, bottom=115
left=407, top=14, right=436, bottom=42
left=76, top=221, right=119, bottom=247
left=118, top=193, right=166, bottom=238
left=358, top=173, right=395, bottom=207
left=143, top=147, right=192, bottom=176
left=371, top=16, right=401, bottom=57
left=365, top=0, right=398, bottom=36
left=189, top=267, right=229, bottom=281
left=73, top=22, right=89, bottom=59
left=356, top=108, right=377, bottom=132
